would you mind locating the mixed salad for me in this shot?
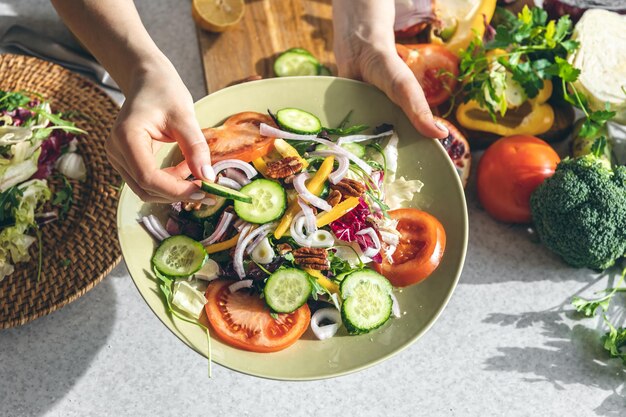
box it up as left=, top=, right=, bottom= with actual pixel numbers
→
left=0, top=91, right=86, bottom=281
left=143, top=108, right=447, bottom=352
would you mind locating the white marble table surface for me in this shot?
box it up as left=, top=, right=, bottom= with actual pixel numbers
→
left=0, top=1, right=624, bottom=416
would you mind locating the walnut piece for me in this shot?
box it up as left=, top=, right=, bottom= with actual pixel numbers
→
left=276, top=243, right=293, bottom=255
left=326, top=189, right=342, bottom=207
left=292, top=247, right=329, bottom=270
left=330, top=178, right=366, bottom=198
left=265, top=157, right=303, bottom=179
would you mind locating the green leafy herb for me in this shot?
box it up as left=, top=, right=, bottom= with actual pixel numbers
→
left=602, top=316, right=626, bottom=364
left=0, top=186, right=23, bottom=225
left=328, top=250, right=352, bottom=277
left=52, top=175, right=73, bottom=219
left=324, top=124, right=369, bottom=136
left=0, top=91, right=30, bottom=111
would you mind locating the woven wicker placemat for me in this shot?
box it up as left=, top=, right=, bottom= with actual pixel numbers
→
left=0, top=54, right=122, bottom=329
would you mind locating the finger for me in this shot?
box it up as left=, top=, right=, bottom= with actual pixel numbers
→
left=378, top=56, right=449, bottom=139
left=107, top=151, right=170, bottom=203
left=167, top=112, right=215, bottom=182
left=115, top=124, right=205, bottom=201
left=163, top=161, right=192, bottom=179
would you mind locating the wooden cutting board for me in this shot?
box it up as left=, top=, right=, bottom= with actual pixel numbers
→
left=196, top=0, right=335, bottom=93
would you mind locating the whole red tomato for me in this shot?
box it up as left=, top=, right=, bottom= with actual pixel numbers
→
left=477, top=135, right=560, bottom=223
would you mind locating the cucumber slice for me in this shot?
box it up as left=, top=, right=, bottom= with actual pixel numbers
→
left=318, top=65, right=332, bottom=76
left=264, top=268, right=312, bottom=313
left=276, top=108, right=322, bottom=134
left=340, top=269, right=393, bottom=334
left=340, top=269, right=393, bottom=299
left=234, top=178, right=287, bottom=224
left=190, top=195, right=227, bottom=220
left=315, top=142, right=366, bottom=158
left=152, top=235, right=207, bottom=277
left=274, top=51, right=320, bottom=77
left=201, top=181, right=252, bottom=203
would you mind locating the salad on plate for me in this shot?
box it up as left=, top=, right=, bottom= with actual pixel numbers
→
left=141, top=108, right=447, bottom=353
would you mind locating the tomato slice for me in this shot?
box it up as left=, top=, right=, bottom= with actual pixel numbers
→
left=396, top=44, right=459, bottom=107
left=202, top=112, right=276, bottom=163
left=374, top=208, right=446, bottom=287
left=204, top=280, right=310, bottom=353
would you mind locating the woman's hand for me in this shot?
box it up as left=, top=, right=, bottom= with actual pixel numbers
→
left=332, top=0, right=449, bottom=139
left=106, top=58, right=214, bottom=203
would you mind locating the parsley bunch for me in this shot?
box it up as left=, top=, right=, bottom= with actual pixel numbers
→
left=456, top=6, right=615, bottom=141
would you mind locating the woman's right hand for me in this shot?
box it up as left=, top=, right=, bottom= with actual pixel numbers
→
left=106, top=57, right=215, bottom=203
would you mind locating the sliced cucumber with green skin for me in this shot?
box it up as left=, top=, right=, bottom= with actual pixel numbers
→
left=340, top=269, right=393, bottom=334
left=315, top=142, right=366, bottom=158
left=318, top=65, right=332, bottom=76
left=190, top=195, right=227, bottom=220
left=284, top=47, right=315, bottom=57
left=234, top=179, right=287, bottom=224
left=274, top=51, right=320, bottom=77
left=201, top=181, right=252, bottom=203
left=264, top=268, right=312, bottom=313
left=276, top=108, right=322, bottom=134
left=152, top=235, right=207, bottom=277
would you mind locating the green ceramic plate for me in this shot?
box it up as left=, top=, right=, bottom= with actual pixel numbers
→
left=117, top=77, right=468, bottom=380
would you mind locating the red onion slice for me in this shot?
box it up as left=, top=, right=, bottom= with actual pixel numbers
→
left=260, top=123, right=317, bottom=140
left=336, top=130, right=394, bottom=145
left=200, top=211, right=235, bottom=246
left=311, top=307, right=342, bottom=340
left=212, top=159, right=257, bottom=179
left=309, top=230, right=335, bottom=248
left=234, top=223, right=276, bottom=278
left=294, top=172, right=332, bottom=212
left=224, top=168, right=251, bottom=186
left=217, top=176, right=242, bottom=190
left=139, top=216, right=166, bottom=241
left=228, top=279, right=253, bottom=293
left=357, top=227, right=382, bottom=258
left=147, top=215, right=171, bottom=240
left=290, top=213, right=312, bottom=248
left=329, top=155, right=350, bottom=184
left=297, top=197, right=317, bottom=234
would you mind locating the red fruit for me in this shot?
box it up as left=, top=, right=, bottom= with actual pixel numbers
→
left=433, top=117, right=471, bottom=188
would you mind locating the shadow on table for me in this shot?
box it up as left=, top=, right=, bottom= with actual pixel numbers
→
left=481, top=281, right=626, bottom=417
left=0, top=264, right=120, bottom=417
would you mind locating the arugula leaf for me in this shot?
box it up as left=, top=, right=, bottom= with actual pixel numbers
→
left=324, top=124, right=369, bottom=136
left=0, top=186, right=23, bottom=225
left=0, top=91, right=30, bottom=111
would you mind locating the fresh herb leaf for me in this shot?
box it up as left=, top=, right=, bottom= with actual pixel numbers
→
left=590, top=136, right=608, bottom=158
left=324, top=124, right=369, bottom=135
left=52, top=175, right=73, bottom=219
left=602, top=316, right=626, bottom=364
left=0, top=186, right=23, bottom=224
left=0, top=91, right=30, bottom=111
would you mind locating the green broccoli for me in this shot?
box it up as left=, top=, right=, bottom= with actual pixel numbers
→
left=530, top=154, right=626, bottom=270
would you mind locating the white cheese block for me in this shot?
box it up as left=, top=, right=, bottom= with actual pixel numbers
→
left=568, top=9, right=626, bottom=123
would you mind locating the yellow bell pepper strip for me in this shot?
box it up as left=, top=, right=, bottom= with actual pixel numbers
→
left=456, top=79, right=555, bottom=137
left=204, top=233, right=240, bottom=254
left=274, top=156, right=335, bottom=239
left=430, top=0, right=497, bottom=55
left=316, top=197, right=360, bottom=228
left=273, top=138, right=308, bottom=169
left=304, top=267, right=339, bottom=294
left=252, top=157, right=268, bottom=177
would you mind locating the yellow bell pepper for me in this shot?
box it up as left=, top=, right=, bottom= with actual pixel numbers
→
left=273, top=138, right=308, bottom=169
left=456, top=79, right=555, bottom=137
left=430, top=0, right=497, bottom=55
left=304, top=268, right=339, bottom=294
left=316, top=197, right=360, bottom=228
left=252, top=157, right=268, bottom=177
left=274, top=156, right=335, bottom=239
left=204, top=233, right=240, bottom=254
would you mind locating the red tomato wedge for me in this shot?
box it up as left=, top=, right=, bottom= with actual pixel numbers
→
left=202, top=112, right=276, bottom=163
left=396, top=44, right=459, bottom=107
left=205, top=280, right=310, bottom=353
left=375, top=208, right=446, bottom=287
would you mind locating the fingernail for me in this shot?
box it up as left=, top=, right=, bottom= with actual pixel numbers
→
left=190, top=192, right=205, bottom=200
left=434, top=121, right=449, bottom=137
left=202, top=197, right=216, bottom=206
left=202, top=165, right=216, bottom=182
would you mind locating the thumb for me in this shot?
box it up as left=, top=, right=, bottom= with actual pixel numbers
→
left=378, top=56, right=449, bottom=139
left=169, top=113, right=215, bottom=182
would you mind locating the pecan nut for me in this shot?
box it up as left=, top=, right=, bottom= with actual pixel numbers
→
left=276, top=243, right=293, bottom=255
left=292, top=247, right=329, bottom=270
left=330, top=178, right=366, bottom=198
left=265, top=157, right=303, bottom=179
left=326, top=189, right=342, bottom=207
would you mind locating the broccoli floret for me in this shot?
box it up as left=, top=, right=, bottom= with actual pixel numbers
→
left=530, top=154, right=626, bottom=270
